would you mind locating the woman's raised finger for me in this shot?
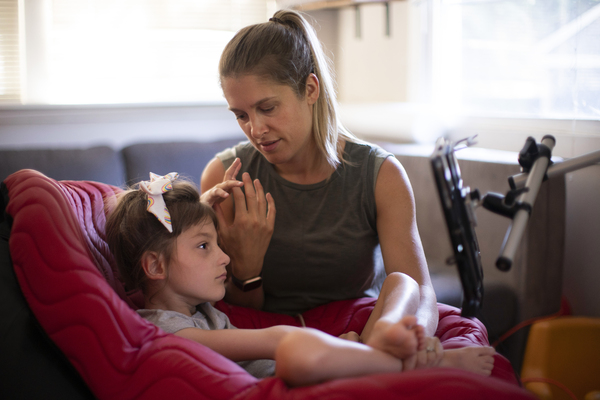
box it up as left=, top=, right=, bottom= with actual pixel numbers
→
left=242, top=172, right=259, bottom=213
left=266, top=192, right=276, bottom=229
left=223, top=157, right=241, bottom=181
left=231, top=185, right=249, bottom=214
left=253, top=178, right=268, bottom=217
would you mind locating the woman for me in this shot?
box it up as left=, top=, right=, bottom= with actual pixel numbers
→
left=201, top=9, right=439, bottom=361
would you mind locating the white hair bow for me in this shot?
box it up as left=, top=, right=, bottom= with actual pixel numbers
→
left=139, top=172, right=179, bottom=233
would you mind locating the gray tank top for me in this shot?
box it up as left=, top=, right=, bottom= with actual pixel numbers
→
left=217, top=141, right=393, bottom=315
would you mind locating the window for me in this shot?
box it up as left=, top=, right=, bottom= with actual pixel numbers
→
left=3, top=0, right=274, bottom=105
left=0, top=0, right=20, bottom=104
left=430, top=0, right=600, bottom=120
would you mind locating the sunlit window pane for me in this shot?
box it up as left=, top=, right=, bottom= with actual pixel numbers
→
left=49, top=28, right=234, bottom=104
left=435, top=0, right=600, bottom=119
left=18, top=0, right=272, bottom=105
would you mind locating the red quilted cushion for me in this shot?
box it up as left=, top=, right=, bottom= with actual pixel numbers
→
left=5, top=169, right=535, bottom=400
left=216, top=298, right=518, bottom=385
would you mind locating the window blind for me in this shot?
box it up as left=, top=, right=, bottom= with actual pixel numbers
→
left=0, top=0, right=20, bottom=103
left=5, top=0, right=273, bottom=105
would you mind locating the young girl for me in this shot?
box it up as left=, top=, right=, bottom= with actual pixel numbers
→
left=105, top=171, right=495, bottom=387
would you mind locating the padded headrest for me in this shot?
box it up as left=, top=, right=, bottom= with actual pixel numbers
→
left=5, top=170, right=258, bottom=399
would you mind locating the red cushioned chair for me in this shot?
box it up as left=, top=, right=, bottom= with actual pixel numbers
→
left=1, top=169, right=536, bottom=400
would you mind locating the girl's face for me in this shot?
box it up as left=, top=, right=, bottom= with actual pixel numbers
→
left=166, top=221, right=229, bottom=307
left=221, top=74, right=319, bottom=169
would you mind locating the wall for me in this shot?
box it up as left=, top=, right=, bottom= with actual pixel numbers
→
left=336, top=3, right=411, bottom=102
left=0, top=104, right=243, bottom=150
left=563, top=165, right=600, bottom=317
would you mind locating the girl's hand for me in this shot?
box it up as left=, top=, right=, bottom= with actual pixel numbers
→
left=200, top=158, right=243, bottom=206
left=214, top=171, right=276, bottom=280
left=338, top=331, right=362, bottom=343
left=402, top=336, right=443, bottom=371
left=200, top=180, right=243, bottom=206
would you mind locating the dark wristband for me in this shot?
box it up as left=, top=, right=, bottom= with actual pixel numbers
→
left=231, top=274, right=262, bottom=292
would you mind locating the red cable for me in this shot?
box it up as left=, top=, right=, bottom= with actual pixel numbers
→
left=521, top=377, right=578, bottom=400
left=491, top=313, right=561, bottom=348
left=491, top=297, right=571, bottom=348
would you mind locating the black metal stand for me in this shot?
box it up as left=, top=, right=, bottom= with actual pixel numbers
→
left=431, top=134, right=600, bottom=316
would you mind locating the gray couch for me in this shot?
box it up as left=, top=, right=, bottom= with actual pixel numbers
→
left=0, top=138, right=243, bottom=188
left=0, top=138, right=566, bottom=372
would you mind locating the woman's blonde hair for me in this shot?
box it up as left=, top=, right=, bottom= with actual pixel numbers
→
left=219, top=9, right=360, bottom=169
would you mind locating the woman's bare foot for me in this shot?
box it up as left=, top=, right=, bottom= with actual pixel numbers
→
left=364, top=316, right=424, bottom=359
left=439, top=346, right=495, bottom=376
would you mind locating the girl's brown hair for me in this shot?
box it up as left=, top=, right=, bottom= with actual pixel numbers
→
left=105, top=180, right=217, bottom=293
left=219, top=9, right=360, bottom=169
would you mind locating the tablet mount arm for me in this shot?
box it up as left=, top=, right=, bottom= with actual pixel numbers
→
left=432, top=134, right=600, bottom=317
left=480, top=135, right=556, bottom=271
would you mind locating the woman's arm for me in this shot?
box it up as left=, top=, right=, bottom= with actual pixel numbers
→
left=201, top=157, right=275, bottom=309
left=373, top=156, right=439, bottom=336
left=175, top=325, right=297, bottom=361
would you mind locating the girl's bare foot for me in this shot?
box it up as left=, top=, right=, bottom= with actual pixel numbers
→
left=365, top=316, right=424, bottom=359
left=439, top=346, right=495, bottom=376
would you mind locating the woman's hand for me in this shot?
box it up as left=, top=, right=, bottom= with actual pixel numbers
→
left=200, top=158, right=243, bottom=206
left=200, top=157, right=274, bottom=309
left=214, top=171, right=276, bottom=280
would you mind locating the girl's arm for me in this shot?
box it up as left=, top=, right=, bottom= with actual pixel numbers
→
left=372, top=156, right=439, bottom=336
left=177, top=325, right=404, bottom=387
left=200, top=157, right=274, bottom=310
left=174, top=325, right=297, bottom=361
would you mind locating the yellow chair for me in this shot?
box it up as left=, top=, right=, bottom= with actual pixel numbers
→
left=521, top=317, right=600, bottom=400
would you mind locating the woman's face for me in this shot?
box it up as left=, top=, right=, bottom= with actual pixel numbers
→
left=221, top=74, right=319, bottom=168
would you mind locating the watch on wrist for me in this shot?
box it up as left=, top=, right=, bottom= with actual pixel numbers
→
left=230, top=274, right=262, bottom=292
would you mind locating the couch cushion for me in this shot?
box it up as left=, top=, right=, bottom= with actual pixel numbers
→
left=0, top=146, right=125, bottom=186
